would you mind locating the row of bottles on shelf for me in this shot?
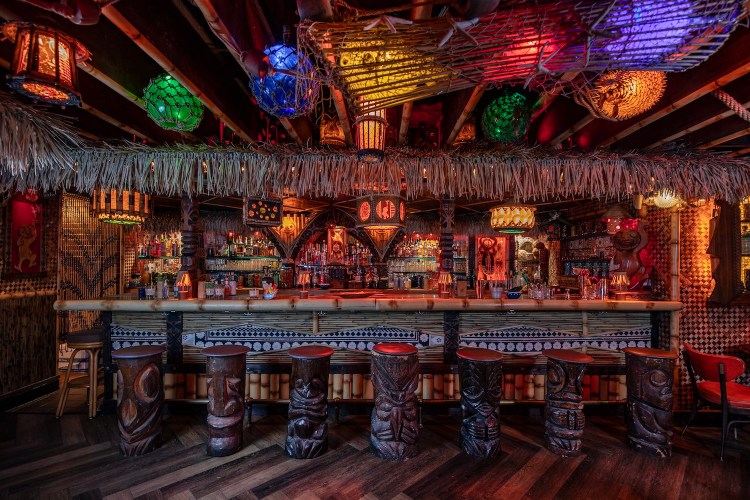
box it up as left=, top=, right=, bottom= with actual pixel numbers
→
left=563, top=260, right=611, bottom=278
left=139, top=232, right=182, bottom=258
left=206, top=231, right=278, bottom=258
left=297, top=240, right=373, bottom=267
left=394, top=234, right=438, bottom=258
left=204, top=257, right=280, bottom=272
left=388, top=258, right=439, bottom=273
left=561, top=234, right=615, bottom=261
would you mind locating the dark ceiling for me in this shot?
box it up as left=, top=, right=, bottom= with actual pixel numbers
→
left=1, top=0, right=750, bottom=216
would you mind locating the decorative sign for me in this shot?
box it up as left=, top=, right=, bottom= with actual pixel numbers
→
left=9, top=192, right=43, bottom=274
left=243, top=198, right=282, bottom=227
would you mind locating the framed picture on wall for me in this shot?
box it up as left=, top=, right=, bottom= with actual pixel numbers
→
left=4, top=191, right=46, bottom=279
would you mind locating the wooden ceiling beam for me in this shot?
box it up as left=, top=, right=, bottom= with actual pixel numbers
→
left=699, top=127, right=750, bottom=150
left=398, top=1, right=432, bottom=145
left=191, top=0, right=311, bottom=145
left=102, top=3, right=258, bottom=145
left=578, top=29, right=750, bottom=148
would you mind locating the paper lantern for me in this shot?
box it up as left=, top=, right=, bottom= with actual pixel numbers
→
left=143, top=74, right=204, bottom=131
left=242, top=198, right=282, bottom=227
left=489, top=204, right=536, bottom=234
left=355, top=108, right=387, bottom=162
left=2, top=22, right=90, bottom=106
left=481, top=90, right=535, bottom=143
left=574, top=71, right=666, bottom=121
left=356, top=194, right=405, bottom=229
left=93, top=189, right=151, bottom=225
left=249, top=43, right=320, bottom=118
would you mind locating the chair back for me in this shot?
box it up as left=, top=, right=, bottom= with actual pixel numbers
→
left=683, top=343, right=745, bottom=382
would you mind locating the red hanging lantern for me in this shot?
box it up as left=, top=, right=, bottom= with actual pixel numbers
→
left=2, top=21, right=90, bottom=106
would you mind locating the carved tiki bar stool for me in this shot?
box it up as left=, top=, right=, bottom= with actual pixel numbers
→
left=457, top=347, right=504, bottom=458
left=623, top=347, right=678, bottom=458
left=286, top=345, right=334, bottom=459
left=203, top=345, right=251, bottom=456
left=370, top=343, right=420, bottom=461
left=56, top=326, right=105, bottom=419
left=543, top=349, right=594, bottom=457
left=111, top=345, right=165, bottom=456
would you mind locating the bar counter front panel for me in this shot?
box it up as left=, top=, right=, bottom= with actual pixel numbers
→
left=54, top=296, right=681, bottom=404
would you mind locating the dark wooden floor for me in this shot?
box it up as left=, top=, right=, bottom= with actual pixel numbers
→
left=1, top=394, right=749, bottom=499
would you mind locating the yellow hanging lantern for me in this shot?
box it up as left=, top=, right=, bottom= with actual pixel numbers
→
left=489, top=204, right=536, bottom=234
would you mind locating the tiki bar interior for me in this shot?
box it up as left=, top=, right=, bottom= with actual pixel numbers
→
left=2, top=0, right=750, bottom=497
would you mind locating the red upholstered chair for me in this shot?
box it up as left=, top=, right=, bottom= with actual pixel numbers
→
left=682, top=343, right=750, bottom=460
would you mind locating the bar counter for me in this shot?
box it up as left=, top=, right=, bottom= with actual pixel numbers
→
left=54, top=294, right=681, bottom=405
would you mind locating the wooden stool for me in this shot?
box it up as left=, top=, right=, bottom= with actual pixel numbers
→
left=370, top=343, right=420, bottom=461
left=457, top=347, right=503, bottom=458
left=112, top=345, right=165, bottom=456
left=286, top=345, right=334, bottom=459
left=56, top=327, right=105, bottom=419
left=623, top=347, right=678, bottom=458
left=203, top=345, right=250, bottom=456
left=543, top=348, right=594, bottom=456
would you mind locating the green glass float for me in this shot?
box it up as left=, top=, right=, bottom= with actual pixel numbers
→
left=143, top=73, right=204, bottom=131
left=481, top=89, right=535, bottom=143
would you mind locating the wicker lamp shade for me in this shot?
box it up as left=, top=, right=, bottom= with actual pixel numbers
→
left=481, top=90, right=535, bottom=143
left=249, top=43, right=319, bottom=119
left=355, top=108, right=387, bottom=162
left=490, top=204, right=536, bottom=234
left=2, top=22, right=90, bottom=106
left=143, top=74, right=204, bottom=131
left=574, top=71, right=667, bottom=121
left=93, top=189, right=151, bottom=225
left=648, top=190, right=683, bottom=209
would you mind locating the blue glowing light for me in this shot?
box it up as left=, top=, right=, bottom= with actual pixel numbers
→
left=249, top=43, right=320, bottom=118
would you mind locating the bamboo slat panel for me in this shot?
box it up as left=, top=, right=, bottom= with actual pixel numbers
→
left=112, top=313, right=168, bottom=333
left=585, top=312, right=652, bottom=335
left=183, top=312, right=315, bottom=334
left=317, top=311, right=444, bottom=334
left=460, top=312, right=584, bottom=334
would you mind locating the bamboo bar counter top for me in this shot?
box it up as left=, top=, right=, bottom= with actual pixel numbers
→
left=54, top=294, right=681, bottom=406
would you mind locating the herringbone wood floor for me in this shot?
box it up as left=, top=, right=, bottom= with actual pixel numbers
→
left=1, top=400, right=748, bottom=500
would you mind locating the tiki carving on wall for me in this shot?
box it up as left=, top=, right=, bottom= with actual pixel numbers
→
left=458, top=354, right=503, bottom=458
left=205, top=346, right=249, bottom=456
left=625, top=350, right=676, bottom=458
left=286, top=354, right=331, bottom=459
left=115, top=350, right=164, bottom=456
left=544, top=351, right=592, bottom=456
left=370, top=347, right=420, bottom=461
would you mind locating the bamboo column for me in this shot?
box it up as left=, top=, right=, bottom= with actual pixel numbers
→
left=669, top=207, right=681, bottom=410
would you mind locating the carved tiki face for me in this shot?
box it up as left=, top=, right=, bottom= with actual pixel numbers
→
left=547, top=359, right=584, bottom=399
left=629, top=357, right=673, bottom=410
left=293, top=375, right=326, bottom=399
left=613, top=229, right=641, bottom=252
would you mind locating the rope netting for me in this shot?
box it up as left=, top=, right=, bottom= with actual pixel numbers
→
left=299, top=0, right=744, bottom=114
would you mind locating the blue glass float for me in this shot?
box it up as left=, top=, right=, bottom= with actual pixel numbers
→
left=249, top=43, right=320, bottom=118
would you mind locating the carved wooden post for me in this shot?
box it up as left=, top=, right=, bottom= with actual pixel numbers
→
left=112, top=345, right=165, bottom=456
left=543, top=349, right=593, bottom=456
left=203, top=345, right=250, bottom=456
left=457, top=348, right=503, bottom=458
left=440, top=196, right=458, bottom=363
left=286, top=345, right=334, bottom=459
left=624, top=348, right=678, bottom=458
left=181, top=196, right=201, bottom=286
left=370, top=343, right=420, bottom=461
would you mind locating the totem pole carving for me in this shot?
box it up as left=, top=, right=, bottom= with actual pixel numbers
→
left=286, top=352, right=331, bottom=459
left=544, top=350, right=592, bottom=456
left=370, top=346, right=420, bottom=461
left=624, top=348, right=677, bottom=458
left=113, top=347, right=164, bottom=456
left=458, top=352, right=503, bottom=458
left=205, top=346, right=249, bottom=456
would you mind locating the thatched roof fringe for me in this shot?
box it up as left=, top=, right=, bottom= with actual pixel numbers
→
left=3, top=143, right=750, bottom=202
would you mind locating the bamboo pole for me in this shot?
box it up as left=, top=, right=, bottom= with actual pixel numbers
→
left=445, top=84, right=487, bottom=146
left=670, top=206, right=681, bottom=411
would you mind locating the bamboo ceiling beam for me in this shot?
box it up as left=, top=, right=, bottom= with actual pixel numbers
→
left=445, top=84, right=487, bottom=147
left=549, top=115, right=594, bottom=148
left=399, top=1, right=432, bottom=145
left=729, top=146, right=750, bottom=158
left=699, top=128, right=750, bottom=150
left=102, top=4, right=257, bottom=145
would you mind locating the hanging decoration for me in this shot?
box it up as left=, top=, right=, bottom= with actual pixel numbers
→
left=242, top=197, right=282, bottom=227
left=355, top=107, right=387, bottom=162
left=143, top=74, right=204, bottom=131
left=356, top=194, right=406, bottom=259
left=489, top=204, right=536, bottom=234
left=2, top=21, right=91, bottom=106
left=299, top=1, right=741, bottom=114
left=319, top=114, right=346, bottom=148
left=574, top=71, right=667, bottom=121
left=92, top=188, right=151, bottom=225
left=481, top=90, right=535, bottom=143
left=249, top=43, right=320, bottom=118
left=647, top=190, right=684, bottom=209
left=454, top=120, right=477, bottom=145
left=601, top=204, right=635, bottom=235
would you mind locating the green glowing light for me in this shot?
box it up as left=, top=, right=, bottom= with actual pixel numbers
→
left=481, top=89, right=535, bottom=144
left=143, top=74, right=204, bottom=131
